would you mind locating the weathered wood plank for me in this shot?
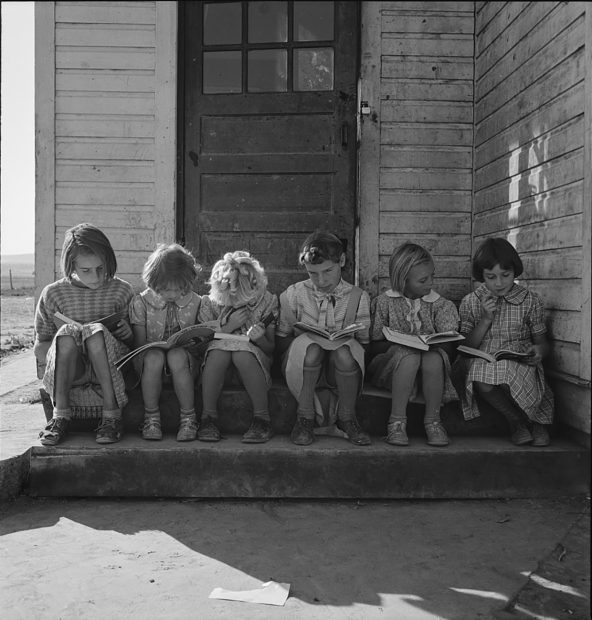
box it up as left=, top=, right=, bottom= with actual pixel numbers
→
left=475, top=1, right=530, bottom=57
left=382, top=124, right=473, bottom=146
left=201, top=115, right=333, bottom=154
left=35, top=2, right=56, bottom=292
left=56, top=71, right=155, bottom=93
left=381, top=169, right=472, bottom=191
left=525, top=280, right=582, bottom=312
left=379, top=234, right=472, bottom=256
left=56, top=163, right=155, bottom=183
left=547, top=341, right=582, bottom=377
left=547, top=310, right=582, bottom=344
left=382, top=58, right=473, bottom=80
left=381, top=212, right=471, bottom=235
left=56, top=206, right=155, bottom=228
left=475, top=216, right=583, bottom=255
left=377, top=277, right=470, bottom=303
left=382, top=35, right=473, bottom=58
left=202, top=174, right=332, bottom=211
left=476, top=18, right=585, bottom=121
left=55, top=227, right=155, bottom=252
left=475, top=49, right=585, bottom=146
left=56, top=138, right=154, bottom=160
left=56, top=182, right=154, bottom=205
left=475, top=84, right=584, bottom=169
left=55, top=4, right=156, bottom=25
left=56, top=49, right=155, bottom=71
left=381, top=146, right=472, bottom=169
left=379, top=256, right=470, bottom=279
left=473, top=183, right=583, bottom=235
left=476, top=4, right=585, bottom=100
left=382, top=14, right=474, bottom=35
left=382, top=2, right=474, bottom=12
left=475, top=1, right=506, bottom=36
left=381, top=79, right=473, bottom=101
left=359, top=1, right=382, bottom=295
left=56, top=117, right=155, bottom=138
left=521, top=249, right=582, bottom=280
left=475, top=118, right=584, bottom=191
left=381, top=191, right=472, bottom=212
left=56, top=94, right=154, bottom=115
left=474, top=151, right=583, bottom=213
left=381, top=101, right=473, bottom=124
left=56, top=24, right=155, bottom=47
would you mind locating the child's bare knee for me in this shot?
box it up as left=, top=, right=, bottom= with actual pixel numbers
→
left=332, top=346, right=356, bottom=370
left=85, top=331, right=106, bottom=354
left=55, top=334, right=78, bottom=358
left=166, top=348, right=188, bottom=371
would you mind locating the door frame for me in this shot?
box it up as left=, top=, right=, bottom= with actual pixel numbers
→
left=176, top=1, right=363, bottom=282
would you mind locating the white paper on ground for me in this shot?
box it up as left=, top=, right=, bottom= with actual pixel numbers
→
left=209, top=580, right=290, bottom=606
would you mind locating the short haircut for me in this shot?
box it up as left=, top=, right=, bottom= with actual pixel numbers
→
left=388, top=243, right=434, bottom=294
left=472, top=237, right=523, bottom=281
left=142, top=243, right=201, bottom=293
left=298, top=231, right=344, bottom=265
left=61, top=223, right=117, bottom=280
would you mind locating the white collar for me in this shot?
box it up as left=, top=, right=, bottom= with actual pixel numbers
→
left=385, top=289, right=440, bottom=303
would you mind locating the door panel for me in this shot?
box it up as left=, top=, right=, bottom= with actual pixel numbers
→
left=179, top=1, right=359, bottom=294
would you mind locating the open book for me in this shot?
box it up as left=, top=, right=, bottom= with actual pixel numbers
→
left=382, top=327, right=465, bottom=351
left=54, top=310, right=127, bottom=332
left=457, top=345, right=534, bottom=363
left=114, top=324, right=254, bottom=370
left=294, top=322, right=366, bottom=341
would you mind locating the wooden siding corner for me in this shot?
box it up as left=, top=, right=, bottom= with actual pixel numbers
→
left=35, top=2, right=56, bottom=294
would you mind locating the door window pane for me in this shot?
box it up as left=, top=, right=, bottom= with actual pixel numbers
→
left=204, top=51, right=242, bottom=93
left=248, top=1, right=287, bottom=43
left=203, top=2, right=242, bottom=45
left=294, top=48, right=334, bottom=91
left=294, top=1, right=334, bottom=41
left=248, top=50, right=287, bottom=92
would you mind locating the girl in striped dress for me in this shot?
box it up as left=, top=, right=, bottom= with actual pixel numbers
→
left=454, top=238, right=554, bottom=446
left=35, top=223, right=134, bottom=446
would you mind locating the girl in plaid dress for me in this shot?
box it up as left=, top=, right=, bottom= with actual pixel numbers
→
left=276, top=232, right=372, bottom=446
left=35, top=224, right=134, bottom=446
left=197, top=251, right=278, bottom=443
left=454, top=238, right=554, bottom=446
left=368, top=243, right=459, bottom=447
left=129, top=244, right=203, bottom=442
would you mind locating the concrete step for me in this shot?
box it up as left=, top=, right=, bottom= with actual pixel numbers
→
left=27, top=435, right=589, bottom=499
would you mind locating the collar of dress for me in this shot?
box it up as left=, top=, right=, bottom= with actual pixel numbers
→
left=475, top=282, right=527, bottom=305
left=142, top=288, right=194, bottom=310
left=385, top=289, right=440, bottom=303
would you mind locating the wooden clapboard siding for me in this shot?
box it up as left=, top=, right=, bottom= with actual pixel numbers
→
left=474, top=1, right=590, bottom=432
left=363, top=1, right=474, bottom=303
left=40, top=1, right=176, bottom=289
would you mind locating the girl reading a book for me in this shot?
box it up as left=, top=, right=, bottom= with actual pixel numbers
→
left=368, top=243, right=459, bottom=447
left=197, top=251, right=278, bottom=443
left=35, top=223, right=134, bottom=446
left=276, top=232, right=372, bottom=446
left=454, top=238, right=554, bottom=446
left=129, top=244, right=203, bottom=441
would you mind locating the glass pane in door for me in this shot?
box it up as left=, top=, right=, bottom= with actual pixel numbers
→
left=294, top=1, right=334, bottom=41
left=203, top=51, right=242, bottom=93
left=203, top=2, right=242, bottom=45
left=294, top=48, right=334, bottom=91
left=248, top=50, right=287, bottom=92
left=248, top=1, right=287, bottom=43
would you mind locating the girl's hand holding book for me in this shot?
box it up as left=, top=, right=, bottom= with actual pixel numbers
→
left=112, top=318, right=133, bottom=343
left=525, top=345, right=543, bottom=365
left=247, top=323, right=266, bottom=342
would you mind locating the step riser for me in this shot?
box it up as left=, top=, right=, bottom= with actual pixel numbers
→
left=28, top=440, right=590, bottom=499
left=42, top=387, right=510, bottom=437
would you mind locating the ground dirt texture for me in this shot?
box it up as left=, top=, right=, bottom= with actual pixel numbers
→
left=0, top=496, right=589, bottom=619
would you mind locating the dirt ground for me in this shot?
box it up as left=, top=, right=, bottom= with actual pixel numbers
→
left=0, top=496, right=589, bottom=619
left=0, top=293, right=35, bottom=359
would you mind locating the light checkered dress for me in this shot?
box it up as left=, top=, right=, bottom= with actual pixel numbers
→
left=456, top=283, right=554, bottom=423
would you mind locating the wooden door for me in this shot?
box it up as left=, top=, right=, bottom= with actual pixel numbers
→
left=178, top=1, right=360, bottom=293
